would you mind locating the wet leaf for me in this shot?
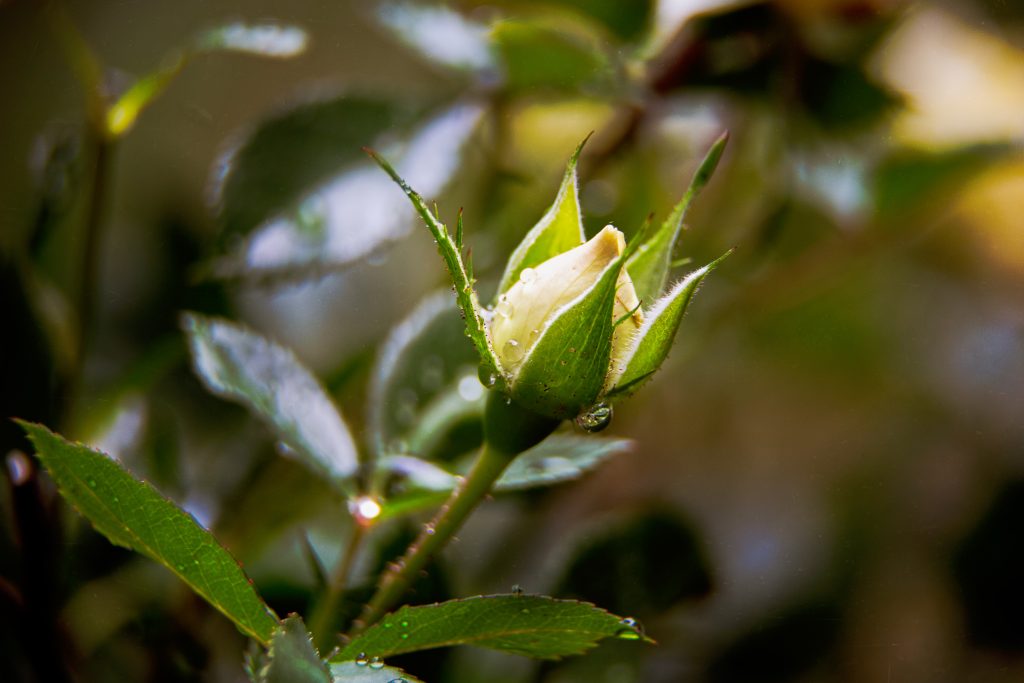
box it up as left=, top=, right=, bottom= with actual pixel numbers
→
left=496, top=433, right=632, bottom=490
left=256, top=616, right=331, bottom=683
left=20, top=422, right=278, bottom=645
left=329, top=661, right=424, bottom=682
left=183, top=314, right=359, bottom=493
left=210, top=95, right=420, bottom=243
left=367, top=291, right=482, bottom=461
left=333, top=594, right=650, bottom=661
left=220, top=102, right=484, bottom=282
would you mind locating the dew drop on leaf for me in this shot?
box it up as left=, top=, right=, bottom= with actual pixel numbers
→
left=615, top=616, right=644, bottom=640
left=575, top=402, right=612, bottom=432
left=519, top=267, right=536, bottom=284
left=88, top=479, right=97, bottom=488
left=369, top=656, right=385, bottom=670
left=355, top=652, right=368, bottom=667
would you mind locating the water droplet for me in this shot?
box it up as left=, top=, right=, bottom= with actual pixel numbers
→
left=400, top=633, right=409, bottom=640
left=575, top=402, right=612, bottom=432
left=519, top=267, right=536, bottom=284
left=615, top=616, right=644, bottom=640
left=388, top=679, right=407, bottom=683
left=503, top=339, right=524, bottom=363
left=521, top=608, right=530, bottom=614
left=401, top=620, right=409, bottom=628
left=369, top=656, right=384, bottom=670
left=423, top=524, right=436, bottom=536
left=496, top=295, right=514, bottom=319
left=355, top=653, right=368, bottom=667
left=479, top=365, right=497, bottom=387
left=88, top=479, right=97, bottom=488
left=176, top=564, right=185, bottom=571
left=383, top=622, right=393, bottom=629
left=529, top=328, right=540, bottom=340
left=112, top=496, right=119, bottom=503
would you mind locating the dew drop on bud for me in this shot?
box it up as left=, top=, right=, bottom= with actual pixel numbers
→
left=519, top=267, right=536, bottom=284
left=575, top=402, right=612, bottom=432
left=496, top=295, right=514, bottom=319
left=502, top=338, right=524, bottom=363
left=478, top=365, right=497, bottom=387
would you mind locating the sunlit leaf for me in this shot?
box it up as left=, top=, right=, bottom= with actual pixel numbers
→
left=211, top=96, right=417, bottom=241
left=20, top=422, right=278, bottom=645
left=609, top=252, right=730, bottom=397
left=496, top=433, right=632, bottom=490
left=626, top=132, right=727, bottom=305
left=498, top=137, right=588, bottom=294
left=329, top=661, right=424, bottom=683
left=217, top=102, right=484, bottom=282
left=367, top=291, right=482, bottom=460
left=255, top=616, right=331, bottom=683
left=491, top=19, right=610, bottom=92
left=183, top=314, right=359, bottom=493
left=378, top=2, right=494, bottom=72
left=106, top=22, right=308, bottom=137
left=333, top=595, right=650, bottom=661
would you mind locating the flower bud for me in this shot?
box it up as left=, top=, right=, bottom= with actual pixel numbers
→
left=487, top=226, right=643, bottom=419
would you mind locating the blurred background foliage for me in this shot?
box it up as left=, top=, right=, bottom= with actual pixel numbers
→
left=2, top=0, right=1024, bottom=681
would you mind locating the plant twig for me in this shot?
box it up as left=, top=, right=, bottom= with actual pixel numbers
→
left=309, top=522, right=368, bottom=649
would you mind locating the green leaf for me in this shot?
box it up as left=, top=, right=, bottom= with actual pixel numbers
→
left=512, top=248, right=623, bottom=418
left=106, top=23, right=307, bottom=137
left=368, top=291, right=483, bottom=460
left=609, top=252, right=730, bottom=397
left=366, top=149, right=503, bottom=389
left=491, top=19, right=609, bottom=92
left=182, top=314, right=359, bottom=493
left=257, top=616, right=331, bottom=683
left=495, top=434, right=632, bottom=491
left=19, top=422, right=279, bottom=645
left=497, top=138, right=588, bottom=294
left=333, top=595, right=649, bottom=662
left=213, top=95, right=416, bottom=242
left=217, top=102, right=484, bottom=283
left=626, top=132, right=728, bottom=305
left=329, top=661, right=424, bottom=683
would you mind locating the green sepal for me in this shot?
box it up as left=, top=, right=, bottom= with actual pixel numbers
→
left=497, top=136, right=589, bottom=294
left=608, top=250, right=732, bottom=398
left=627, top=132, right=728, bottom=304
left=367, top=149, right=504, bottom=388
left=511, top=248, right=629, bottom=419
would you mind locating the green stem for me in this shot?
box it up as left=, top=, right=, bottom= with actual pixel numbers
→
left=309, top=523, right=367, bottom=650
left=350, top=393, right=559, bottom=634
left=349, top=439, right=515, bottom=634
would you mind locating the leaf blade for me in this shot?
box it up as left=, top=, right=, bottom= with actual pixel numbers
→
left=626, top=132, right=728, bottom=304
left=610, top=251, right=731, bottom=397
left=333, top=595, right=648, bottom=662
left=258, top=616, right=332, bottom=683
left=20, top=422, right=279, bottom=645
left=183, top=313, right=359, bottom=492
left=498, top=138, right=588, bottom=294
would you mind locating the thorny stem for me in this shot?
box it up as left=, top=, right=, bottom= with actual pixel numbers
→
left=349, top=439, right=516, bottom=635
left=309, top=522, right=367, bottom=650
left=349, top=393, right=559, bottom=635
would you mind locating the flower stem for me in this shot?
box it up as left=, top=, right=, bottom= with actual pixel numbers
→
left=349, top=393, right=558, bottom=635
left=309, top=522, right=367, bottom=650
left=349, top=439, right=514, bottom=634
